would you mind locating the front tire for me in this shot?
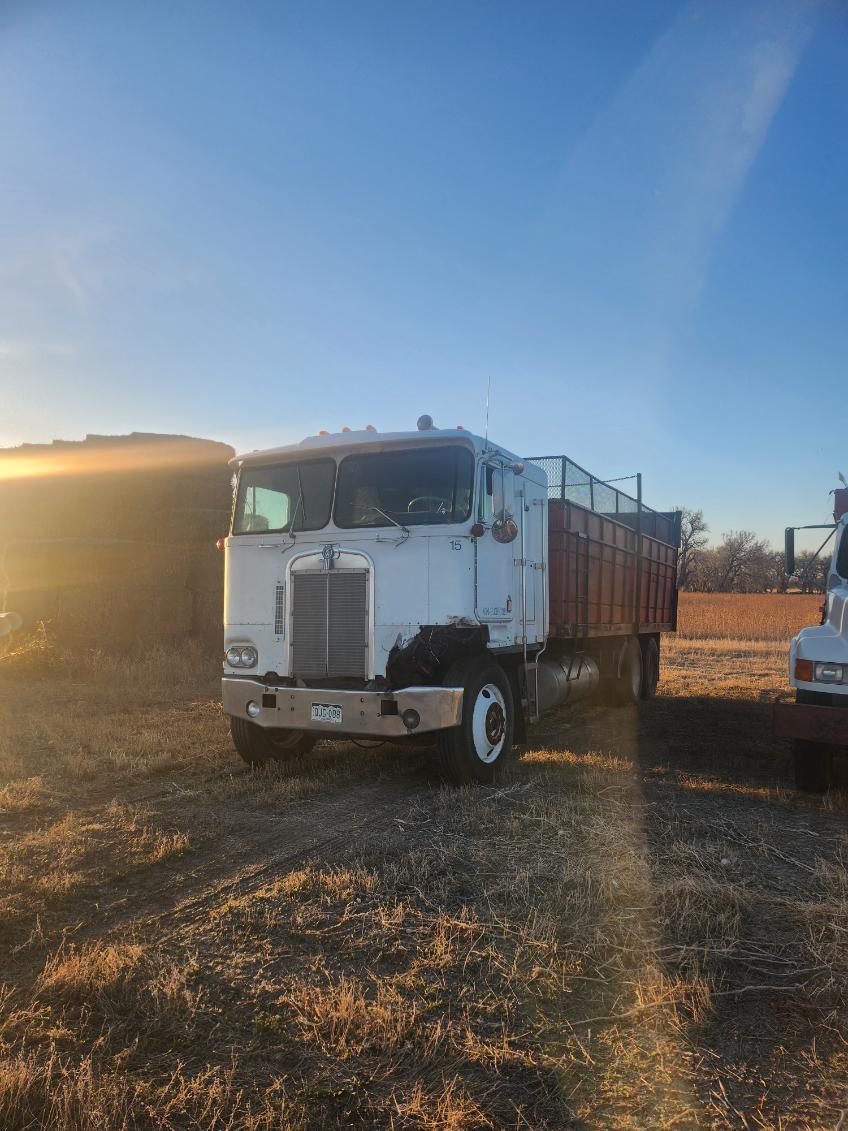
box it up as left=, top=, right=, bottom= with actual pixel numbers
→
left=230, top=717, right=317, bottom=768
left=793, top=739, right=833, bottom=793
left=437, top=659, right=514, bottom=784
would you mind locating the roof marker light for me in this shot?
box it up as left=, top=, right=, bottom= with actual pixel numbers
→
left=341, top=426, right=351, bottom=433
left=318, top=430, right=329, bottom=436
left=365, top=424, right=376, bottom=431
left=456, top=425, right=465, bottom=430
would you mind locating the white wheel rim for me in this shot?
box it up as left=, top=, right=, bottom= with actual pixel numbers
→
left=471, top=683, right=507, bottom=764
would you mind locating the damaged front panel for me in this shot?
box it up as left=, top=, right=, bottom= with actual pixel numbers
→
left=386, top=623, right=488, bottom=688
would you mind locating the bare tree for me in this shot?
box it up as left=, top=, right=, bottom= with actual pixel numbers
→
left=793, top=549, right=829, bottom=594
left=663, top=506, right=827, bottom=595
left=688, top=530, right=772, bottom=592
left=676, top=507, right=709, bottom=590
left=766, top=550, right=789, bottom=593
left=711, top=530, right=770, bottom=592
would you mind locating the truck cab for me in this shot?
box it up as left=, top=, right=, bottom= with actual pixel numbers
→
left=221, top=419, right=548, bottom=782
left=221, top=418, right=679, bottom=783
left=774, top=495, right=848, bottom=790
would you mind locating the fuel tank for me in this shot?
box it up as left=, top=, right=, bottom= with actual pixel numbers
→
left=535, top=654, right=599, bottom=714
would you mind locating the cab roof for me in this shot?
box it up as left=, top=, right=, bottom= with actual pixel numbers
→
left=235, top=426, right=530, bottom=472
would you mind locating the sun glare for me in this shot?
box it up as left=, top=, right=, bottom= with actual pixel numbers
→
left=0, top=437, right=227, bottom=481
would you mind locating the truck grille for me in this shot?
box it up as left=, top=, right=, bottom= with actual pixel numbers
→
left=291, top=570, right=368, bottom=678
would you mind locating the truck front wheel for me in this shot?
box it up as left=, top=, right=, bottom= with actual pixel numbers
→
left=230, top=716, right=316, bottom=768
left=793, top=739, right=833, bottom=793
left=437, top=659, right=514, bottom=784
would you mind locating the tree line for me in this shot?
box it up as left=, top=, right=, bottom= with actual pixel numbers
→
left=676, top=509, right=828, bottom=594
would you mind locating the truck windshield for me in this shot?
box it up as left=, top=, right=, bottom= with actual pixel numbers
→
left=232, top=459, right=335, bottom=535
left=335, top=446, right=474, bottom=528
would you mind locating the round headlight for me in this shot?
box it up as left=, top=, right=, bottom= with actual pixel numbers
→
left=239, top=646, right=258, bottom=668
left=226, top=646, right=242, bottom=666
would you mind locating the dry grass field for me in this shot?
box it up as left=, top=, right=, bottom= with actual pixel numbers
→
left=676, top=592, right=823, bottom=641
left=0, top=597, right=846, bottom=1130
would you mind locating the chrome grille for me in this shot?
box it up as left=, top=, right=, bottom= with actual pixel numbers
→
left=291, top=570, right=368, bottom=678
left=274, top=583, right=286, bottom=636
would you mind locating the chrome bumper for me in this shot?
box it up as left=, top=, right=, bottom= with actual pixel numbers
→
left=222, top=678, right=464, bottom=738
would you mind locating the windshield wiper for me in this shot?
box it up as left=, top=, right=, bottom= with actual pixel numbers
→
left=287, top=468, right=307, bottom=540
left=365, top=505, right=410, bottom=545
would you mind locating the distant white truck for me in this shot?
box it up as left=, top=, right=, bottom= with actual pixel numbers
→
left=221, top=418, right=679, bottom=783
left=774, top=488, right=848, bottom=791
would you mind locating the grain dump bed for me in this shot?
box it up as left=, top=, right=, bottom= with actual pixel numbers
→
left=530, top=455, right=681, bottom=640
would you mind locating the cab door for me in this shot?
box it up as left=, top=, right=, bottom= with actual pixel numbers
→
left=474, top=461, right=517, bottom=645
left=516, top=472, right=547, bottom=645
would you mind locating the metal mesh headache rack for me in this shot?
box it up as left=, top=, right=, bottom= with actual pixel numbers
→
left=528, top=454, right=679, bottom=548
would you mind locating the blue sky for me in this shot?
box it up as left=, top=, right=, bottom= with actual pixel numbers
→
left=0, top=0, right=844, bottom=547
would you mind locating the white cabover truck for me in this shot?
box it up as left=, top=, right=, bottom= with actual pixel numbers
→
left=222, top=417, right=680, bottom=783
left=774, top=487, right=848, bottom=791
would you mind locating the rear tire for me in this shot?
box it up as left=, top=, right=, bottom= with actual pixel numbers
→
left=640, top=637, right=660, bottom=699
left=610, top=637, right=643, bottom=706
left=230, top=717, right=317, bottom=768
left=793, top=739, right=833, bottom=793
left=437, top=658, right=514, bottom=784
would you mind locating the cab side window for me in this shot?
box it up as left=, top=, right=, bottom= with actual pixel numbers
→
left=479, top=464, right=512, bottom=523
left=480, top=466, right=496, bottom=522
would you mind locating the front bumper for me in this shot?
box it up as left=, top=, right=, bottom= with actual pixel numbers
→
left=222, top=678, right=463, bottom=738
left=773, top=700, right=848, bottom=745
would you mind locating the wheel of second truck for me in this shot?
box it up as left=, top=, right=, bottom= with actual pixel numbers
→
left=230, top=716, right=316, bottom=768
left=640, top=637, right=660, bottom=699
left=792, top=738, right=833, bottom=793
left=610, top=637, right=643, bottom=706
left=437, top=659, right=514, bottom=785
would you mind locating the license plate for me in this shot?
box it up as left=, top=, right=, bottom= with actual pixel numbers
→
left=311, top=703, right=343, bottom=725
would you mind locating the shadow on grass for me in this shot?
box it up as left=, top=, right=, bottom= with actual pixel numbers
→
left=528, top=691, right=848, bottom=793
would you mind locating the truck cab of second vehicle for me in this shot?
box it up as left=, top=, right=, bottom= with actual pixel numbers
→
left=774, top=487, right=848, bottom=791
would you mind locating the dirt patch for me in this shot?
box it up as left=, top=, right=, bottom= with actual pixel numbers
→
left=0, top=624, right=846, bottom=1128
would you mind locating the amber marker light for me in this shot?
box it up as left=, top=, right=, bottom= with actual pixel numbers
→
left=470, top=523, right=485, bottom=538
left=216, top=538, right=225, bottom=551
left=794, top=659, right=814, bottom=682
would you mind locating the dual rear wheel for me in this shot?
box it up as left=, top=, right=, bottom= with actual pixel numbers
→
left=607, top=636, right=659, bottom=704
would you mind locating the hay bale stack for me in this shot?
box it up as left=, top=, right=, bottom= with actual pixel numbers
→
left=0, top=433, right=234, bottom=649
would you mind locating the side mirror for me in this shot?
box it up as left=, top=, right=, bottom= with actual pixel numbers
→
left=492, top=516, right=518, bottom=544
left=784, top=528, right=795, bottom=577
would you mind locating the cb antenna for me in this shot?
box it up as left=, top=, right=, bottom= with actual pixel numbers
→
left=485, top=376, right=491, bottom=446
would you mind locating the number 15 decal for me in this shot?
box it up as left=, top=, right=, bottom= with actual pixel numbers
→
left=450, top=540, right=463, bottom=551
